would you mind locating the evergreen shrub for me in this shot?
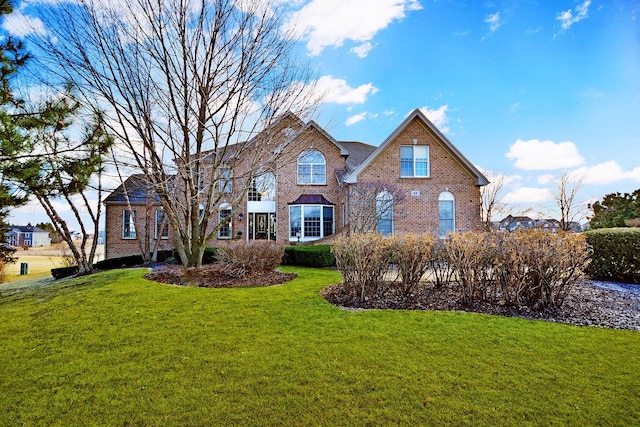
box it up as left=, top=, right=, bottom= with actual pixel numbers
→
left=585, top=228, right=640, bottom=284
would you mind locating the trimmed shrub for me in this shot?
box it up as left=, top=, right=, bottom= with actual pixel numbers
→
left=586, top=228, right=640, bottom=284
left=94, top=255, right=144, bottom=271
left=282, top=245, right=335, bottom=267
left=425, top=239, right=455, bottom=289
left=333, top=233, right=393, bottom=301
left=51, top=265, right=79, bottom=280
left=446, top=232, right=497, bottom=305
left=388, top=233, right=435, bottom=294
left=217, top=241, right=284, bottom=278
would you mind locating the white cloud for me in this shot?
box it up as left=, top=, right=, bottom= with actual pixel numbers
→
left=506, top=139, right=585, bottom=171
left=350, top=42, right=376, bottom=58
left=537, top=174, right=555, bottom=184
left=485, top=12, right=502, bottom=32
left=569, top=161, right=640, bottom=185
left=316, top=75, right=378, bottom=104
left=557, top=0, right=591, bottom=30
left=503, top=187, right=554, bottom=204
left=419, top=105, right=450, bottom=134
left=286, top=0, right=422, bottom=56
left=345, top=112, right=367, bottom=126
left=3, top=9, right=47, bottom=37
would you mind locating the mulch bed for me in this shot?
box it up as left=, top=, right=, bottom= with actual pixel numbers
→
left=144, top=263, right=297, bottom=288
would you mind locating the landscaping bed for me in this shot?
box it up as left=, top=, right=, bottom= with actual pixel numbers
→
left=145, top=263, right=296, bottom=288
left=322, top=279, right=640, bottom=330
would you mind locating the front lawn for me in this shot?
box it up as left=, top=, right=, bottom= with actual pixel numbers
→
left=0, top=267, right=638, bottom=426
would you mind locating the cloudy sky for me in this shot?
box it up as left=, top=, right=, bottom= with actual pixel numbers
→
left=3, top=0, right=640, bottom=226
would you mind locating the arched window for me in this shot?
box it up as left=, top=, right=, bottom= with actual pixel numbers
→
left=376, top=190, right=394, bottom=236
left=297, top=150, right=326, bottom=185
left=438, top=191, right=455, bottom=238
left=248, top=172, right=276, bottom=201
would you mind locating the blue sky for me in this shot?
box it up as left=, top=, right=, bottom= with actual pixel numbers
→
left=3, top=0, right=640, bottom=227
left=287, top=0, right=640, bottom=220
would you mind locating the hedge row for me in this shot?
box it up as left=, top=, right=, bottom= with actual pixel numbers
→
left=282, top=245, right=335, bottom=267
left=585, top=228, right=640, bottom=284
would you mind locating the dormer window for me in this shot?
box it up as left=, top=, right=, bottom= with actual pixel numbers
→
left=297, top=150, right=326, bottom=185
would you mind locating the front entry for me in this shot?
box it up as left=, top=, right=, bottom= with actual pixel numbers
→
left=248, top=212, right=276, bottom=240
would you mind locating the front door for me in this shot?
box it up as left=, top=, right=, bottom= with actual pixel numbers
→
left=248, top=213, right=276, bottom=240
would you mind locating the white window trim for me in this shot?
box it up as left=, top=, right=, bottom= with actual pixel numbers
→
left=438, top=191, right=455, bottom=238
left=155, top=209, right=169, bottom=240
left=297, top=150, right=326, bottom=185
left=400, top=145, right=430, bottom=178
left=289, top=204, right=334, bottom=242
left=122, top=209, right=137, bottom=240
left=218, top=208, right=232, bottom=239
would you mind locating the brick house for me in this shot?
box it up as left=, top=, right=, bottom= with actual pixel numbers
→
left=103, top=109, right=488, bottom=259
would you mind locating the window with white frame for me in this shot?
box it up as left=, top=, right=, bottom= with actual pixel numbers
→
left=218, top=209, right=232, bottom=239
left=297, top=150, right=326, bottom=185
left=122, top=209, right=137, bottom=239
left=289, top=205, right=334, bottom=241
left=400, top=145, right=429, bottom=178
left=438, top=191, right=455, bottom=238
left=248, top=172, right=276, bottom=201
left=155, top=209, right=169, bottom=239
left=218, top=167, right=232, bottom=193
left=376, top=190, right=394, bottom=236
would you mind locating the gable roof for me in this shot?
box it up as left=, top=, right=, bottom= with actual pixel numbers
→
left=302, top=120, right=349, bottom=156
left=8, top=225, right=48, bottom=234
left=344, top=109, right=489, bottom=186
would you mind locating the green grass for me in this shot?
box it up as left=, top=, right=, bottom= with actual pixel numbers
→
left=0, top=267, right=638, bottom=426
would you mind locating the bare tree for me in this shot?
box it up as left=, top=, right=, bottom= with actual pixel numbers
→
left=551, top=173, right=585, bottom=231
left=346, top=182, right=406, bottom=234
left=31, top=0, right=318, bottom=267
left=480, top=172, right=506, bottom=231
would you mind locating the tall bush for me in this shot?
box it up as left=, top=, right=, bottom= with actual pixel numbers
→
left=446, top=232, right=497, bottom=305
left=586, top=228, right=640, bottom=284
left=388, top=233, right=435, bottom=294
left=332, top=233, right=392, bottom=301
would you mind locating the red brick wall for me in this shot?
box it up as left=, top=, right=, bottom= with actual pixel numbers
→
left=104, top=203, right=175, bottom=259
left=355, top=117, right=482, bottom=236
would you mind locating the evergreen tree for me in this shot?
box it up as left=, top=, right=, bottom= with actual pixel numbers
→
left=589, top=189, right=640, bottom=229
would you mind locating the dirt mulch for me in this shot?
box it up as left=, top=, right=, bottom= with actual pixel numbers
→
left=321, top=280, right=640, bottom=330
left=144, top=263, right=297, bottom=288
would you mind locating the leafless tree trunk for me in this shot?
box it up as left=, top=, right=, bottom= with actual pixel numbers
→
left=551, top=173, right=585, bottom=231
left=31, top=0, right=318, bottom=267
left=480, top=172, right=506, bottom=231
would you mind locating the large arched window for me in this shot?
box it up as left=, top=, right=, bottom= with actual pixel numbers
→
left=297, top=150, right=326, bottom=185
left=376, top=190, right=394, bottom=236
left=438, top=191, right=455, bottom=238
left=248, top=172, right=276, bottom=201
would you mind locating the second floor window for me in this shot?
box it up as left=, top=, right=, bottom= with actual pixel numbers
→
left=400, top=145, right=429, bottom=178
left=219, top=167, right=232, bottom=193
left=248, top=172, right=276, bottom=201
left=297, top=150, right=326, bottom=185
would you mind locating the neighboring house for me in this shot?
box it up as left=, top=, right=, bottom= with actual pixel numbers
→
left=498, top=216, right=582, bottom=233
left=103, top=109, right=489, bottom=259
left=6, top=224, right=51, bottom=247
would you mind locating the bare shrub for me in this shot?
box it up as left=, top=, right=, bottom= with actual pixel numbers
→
left=332, top=233, right=392, bottom=301
left=388, top=233, right=435, bottom=294
left=425, top=239, right=455, bottom=289
left=446, top=232, right=497, bottom=305
left=217, top=241, right=285, bottom=278
left=526, top=231, right=590, bottom=308
left=493, top=231, right=537, bottom=306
